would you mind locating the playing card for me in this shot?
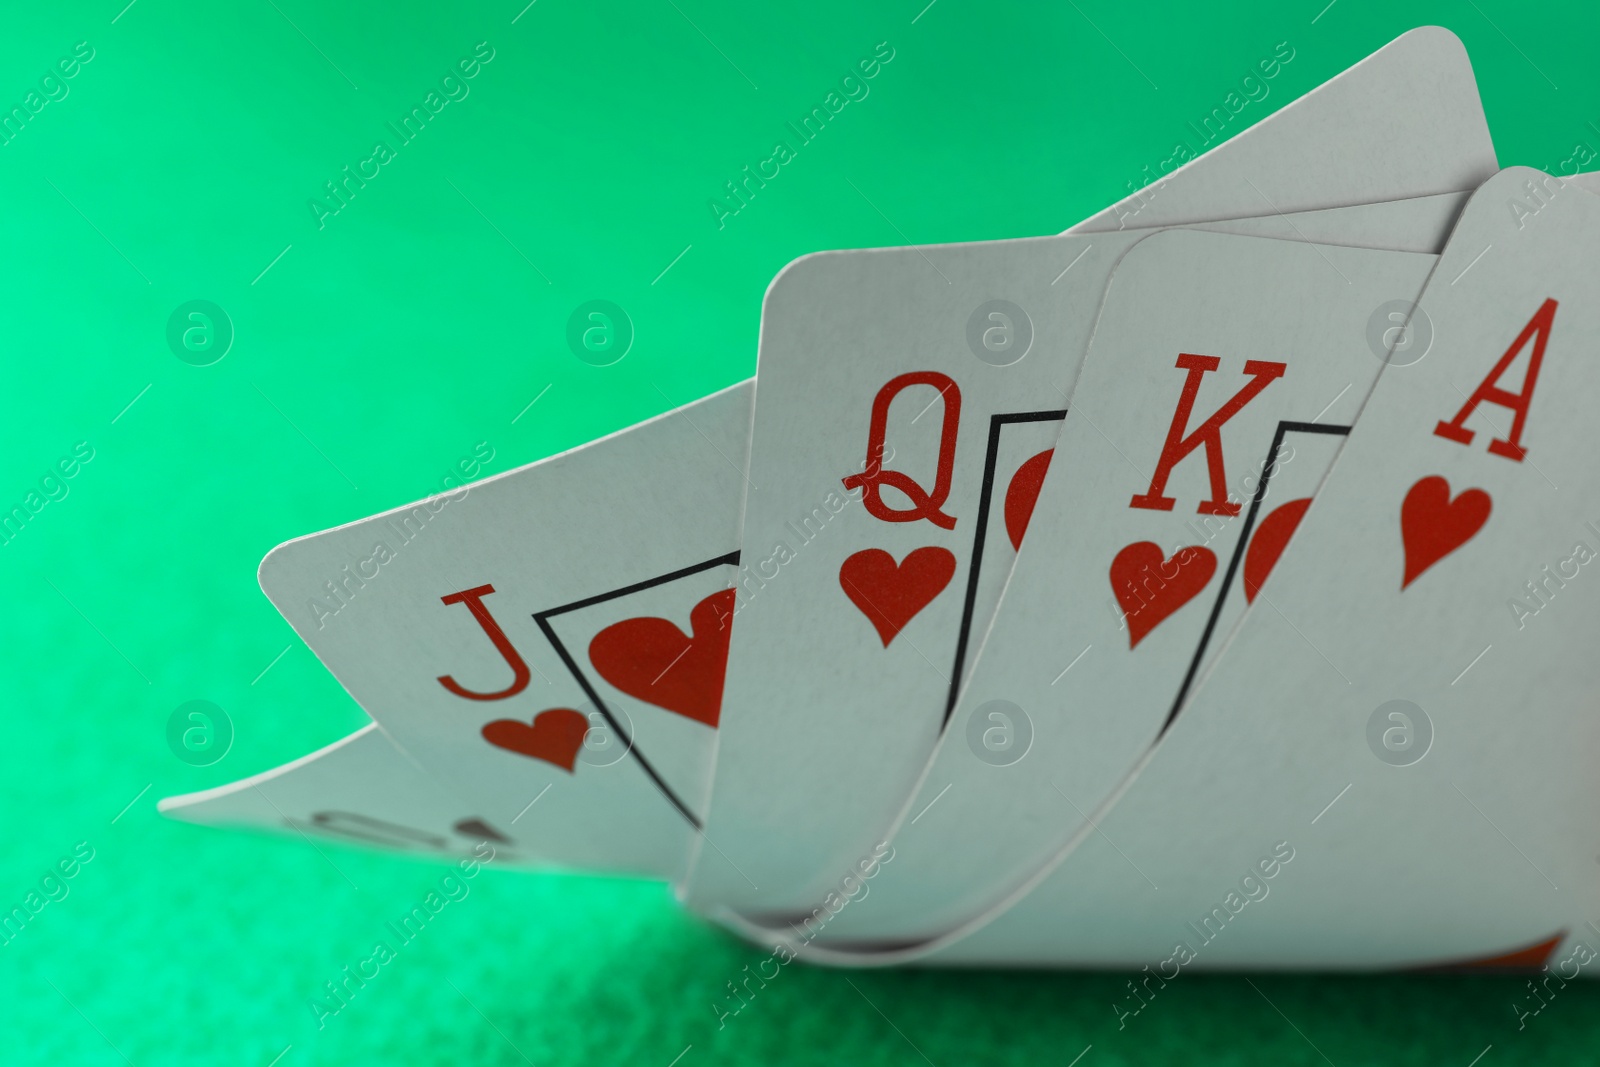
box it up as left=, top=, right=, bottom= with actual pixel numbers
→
left=909, top=165, right=1600, bottom=970
left=798, top=230, right=1440, bottom=944
left=1068, top=26, right=1494, bottom=233
left=161, top=724, right=527, bottom=864
left=691, top=23, right=1499, bottom=913
left=249, top=379, right=751, bottom=881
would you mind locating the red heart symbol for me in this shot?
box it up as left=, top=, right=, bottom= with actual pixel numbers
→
left=1110, top=541, right=1217, bottom=649
left=1401, top=475, right=1491, bottom=589
left=1003, top=449, right=1055, bottom=551
left=587, top=589, right=735, bottom=728
left=482, top=708, right=588, bottom=772
left=1242, top=497, right=1312, bottom=603
left=839, top=547, right=956, bottom=647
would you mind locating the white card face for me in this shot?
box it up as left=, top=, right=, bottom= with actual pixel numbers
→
left=802, top=232, right=1438, bottom=945
left=255, top=380, right=752, bottom=882
left=1069, top=27, right=1496, bottom=233
left=1561, top=169, right=1600, bottom=195
left=160, top=724, right=529, bottom=865
left=922, top=167, right=1600, bottom=970
left=690, top=188, right=1487, bottom=916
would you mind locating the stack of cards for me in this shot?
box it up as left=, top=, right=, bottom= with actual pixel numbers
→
left=163, top=26, right=1600, bottom=974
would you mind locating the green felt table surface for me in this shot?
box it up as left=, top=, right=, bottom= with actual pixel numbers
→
left=4, top=0, right=1598, bottom=1062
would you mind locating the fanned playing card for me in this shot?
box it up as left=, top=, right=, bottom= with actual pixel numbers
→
left=244, top=380, right=751, bottom=880
left=811, top=229, right=1439, bottom=946
left=161, top=724, right=524, bottom=864
left=1068, top=26, right=1494, bottom=233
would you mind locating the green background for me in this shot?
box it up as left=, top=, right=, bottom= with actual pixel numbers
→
left=2, top=0, right=1595, bottom=1062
